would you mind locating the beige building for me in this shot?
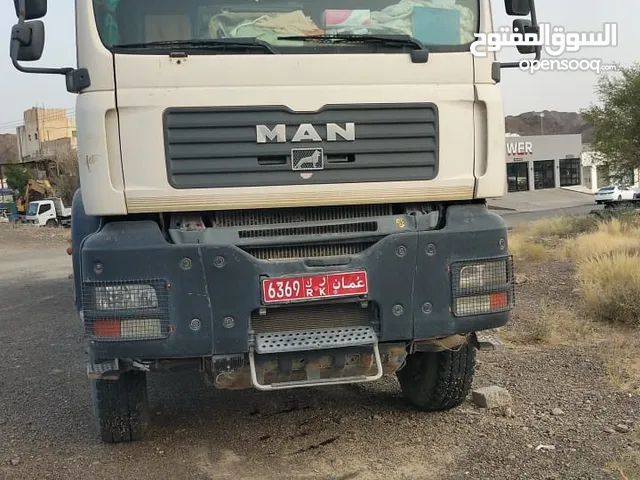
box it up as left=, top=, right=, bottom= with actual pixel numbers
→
left=581, top=144, right=640, bottom=193
left=16, top=107, right=77, bottom=162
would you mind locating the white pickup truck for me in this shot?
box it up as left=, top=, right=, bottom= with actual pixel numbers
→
left=25, top=197, right=72, bottom=227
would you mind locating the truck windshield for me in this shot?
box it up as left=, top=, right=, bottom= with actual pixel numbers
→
left=27, top=203, right=39, bottom=216
left=92, top=0, right=479, bottom=53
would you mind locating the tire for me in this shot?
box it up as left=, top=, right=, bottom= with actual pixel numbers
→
left=91, top=370, right=150, bottom=443
left=396, top=341, right=476, bottom=412
left=45, top=219, right=58, bottom=228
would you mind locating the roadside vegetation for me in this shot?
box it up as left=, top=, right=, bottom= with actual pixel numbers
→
left=506, top=210, right=640, bottom=479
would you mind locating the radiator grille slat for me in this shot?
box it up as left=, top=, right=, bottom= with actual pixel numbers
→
left=251, top=303, right=374, bottom=334
left=242, top=242, right=375, bottom=260
left=211, top=204, right=393, bottom=228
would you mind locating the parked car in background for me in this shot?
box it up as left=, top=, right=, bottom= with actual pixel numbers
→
left=594, top=185, right=638, bottom=204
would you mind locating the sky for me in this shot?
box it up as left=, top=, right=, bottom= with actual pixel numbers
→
left=0, top=1, right=635, bottom=133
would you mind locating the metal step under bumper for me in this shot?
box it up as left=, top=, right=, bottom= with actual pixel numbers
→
left=249, top=326, right=383, bottom=391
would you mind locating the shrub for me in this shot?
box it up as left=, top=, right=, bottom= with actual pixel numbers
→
left=563, top=220, right=640, bottom=261
left=577, top=252, right=640, bottom=326
left=508, top=233, right=547, bottom=262
left=528, top=215, right=599, bottom=238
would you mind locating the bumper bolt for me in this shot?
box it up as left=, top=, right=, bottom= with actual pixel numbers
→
left=392, top=304, right=404, bottom=316
left=180, top=257, right=192, bottom=270
left=222, top=316, right=235, bottom=329
left=189, top=318, right=201, bottom=331
left=396, top=245, right=407, bottom=257
left=93, top=262, right=103, bottom=274
left=426, top=244, right=436, bottom=256
left=213, top=256, right=226, bottom=268
left=422, top=302, right=433, bottom=314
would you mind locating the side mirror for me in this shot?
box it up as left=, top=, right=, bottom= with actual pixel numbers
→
left=13, top=0, right=47, bottom=20
left=10, top=21, right=45, bottom=61
left=9, top=0, right=90, bottom=94
left=513, top=19, right=539, bottom=55
left=505, top=0, right=530, bottom=16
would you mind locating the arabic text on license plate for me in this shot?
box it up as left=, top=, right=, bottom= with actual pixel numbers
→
left=262, top=271, right=368, bottom=304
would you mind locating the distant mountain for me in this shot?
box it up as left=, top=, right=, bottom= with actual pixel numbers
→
left=0, top=134, right=18, bottom=165
left=505, top=110, right=594, bottom=143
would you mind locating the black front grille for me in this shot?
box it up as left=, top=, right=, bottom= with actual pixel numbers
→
left=242, top=242, right=375, bottom=260
left=250, top=302, right=375, bottom=334
left=163, top=103, right=438, bottom=188
left=211, top=204, right=393, bottom=227
left=239, top=221, right=377, bottom=239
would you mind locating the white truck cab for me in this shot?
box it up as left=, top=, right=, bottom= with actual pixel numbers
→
left=25, top=197, right=72, bottom=227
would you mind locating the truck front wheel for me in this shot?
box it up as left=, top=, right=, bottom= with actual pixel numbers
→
left=396, top=341, right=476, bottom=412
left=91, top=370, right=150, bottom=443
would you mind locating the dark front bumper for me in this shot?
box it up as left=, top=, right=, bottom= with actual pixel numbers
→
left=81, top=204, right=512, bottom=360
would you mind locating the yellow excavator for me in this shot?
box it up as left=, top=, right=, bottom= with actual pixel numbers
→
left=16, top=179, right=54, bottom=216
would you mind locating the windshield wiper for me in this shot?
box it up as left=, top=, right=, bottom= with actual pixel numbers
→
left=112, top=38, right=278, bottom=54
left=277, top=34, right=428, bottom=63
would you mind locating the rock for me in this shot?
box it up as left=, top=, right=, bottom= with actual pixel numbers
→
left=551, top=408, right=565, bottom=416
left=604, top=427, right=616, bottom=434
left=503, top=407, right=516, bottom=418
left=515, top=274, right=529, bottom=285
left=10, top=458, right=20, bottom=466
left=615, top=424, right=631, bottom=433
left=472, top=386, right=512, bottom=409
left=535, top=444, right=556, bottom=451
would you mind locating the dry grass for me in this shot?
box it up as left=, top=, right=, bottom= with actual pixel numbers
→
left=602, top=331, right=640, bottom=395
left=563, top=218, right=640, bottom=261
left=527, top=214, right=599, bottom=238
left=607, top=430, right=640, bottom=480
left=577, top=252, right=640, bottom=327
left=608, top=454, right=640, bottom=480
left=503, top=301, right=597, bottom=346
left=507, top=214, right=607, bottom=264
left=508, top=233, right=547, bottom=263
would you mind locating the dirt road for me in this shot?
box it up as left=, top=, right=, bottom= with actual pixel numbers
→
left=0, top=225, right=637, bottom=480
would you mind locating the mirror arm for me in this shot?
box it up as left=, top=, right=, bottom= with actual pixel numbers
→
left=10, top=39, right=72, bottom=75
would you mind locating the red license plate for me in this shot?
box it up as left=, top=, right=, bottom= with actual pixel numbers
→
left=261, top=271, right=368, bottom=304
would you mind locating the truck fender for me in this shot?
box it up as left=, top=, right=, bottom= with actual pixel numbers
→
left=71, top=188, right=102, bottom=313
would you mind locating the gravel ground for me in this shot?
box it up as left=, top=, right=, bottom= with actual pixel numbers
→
left=0, top=224, right=638, bottom=480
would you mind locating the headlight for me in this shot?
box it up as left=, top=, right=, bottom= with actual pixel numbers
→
left=452, top=257, right=513, bottom=317
left=93, top=284, right=158, bottom=311
left=459, top=261, right=508, bottom=289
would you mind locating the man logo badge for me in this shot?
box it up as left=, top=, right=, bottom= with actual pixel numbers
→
left=291, top=148, right=324, bottom=171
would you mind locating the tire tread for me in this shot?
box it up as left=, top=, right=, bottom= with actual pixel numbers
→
left=397, top=341, right=476, bottom=412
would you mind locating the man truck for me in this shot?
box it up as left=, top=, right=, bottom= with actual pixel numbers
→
left=10, top=0, right=540, bottom=442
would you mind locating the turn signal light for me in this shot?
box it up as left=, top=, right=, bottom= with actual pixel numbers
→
left=92, top=319, right=163, bottom=339
left=93, top=320, right=120, bottom=337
